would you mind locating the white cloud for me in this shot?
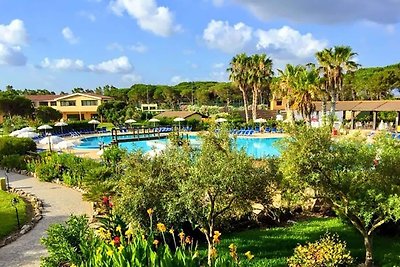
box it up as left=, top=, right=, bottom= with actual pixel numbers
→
left=0, top=19, right=28, bottom=66
left=0, top=43, right=27, bottom=66
left=213, top=62, right=225, bottom=69
left=203, top=20, right=252, bottom=53
left=212, top=0, right=224, bottom=7
left=130, top=42, right=148, bottom=53
left=88, top=56, right=132, bottom=73
left=62, top=27, right=79, bottom=44
left=40, top=58, right=86, bottom=71
left=39, top=56, right=133, bottom=74
left=255, top=26, right=327, bottom=59
left=0, top=19, right=27, bottom=46
left=235, top=0, right=400, bottom=24
left=171, top=75, right=188, bottom=84
left=109, top=0, right=180, bottom=37
left=79, top=11, right=96, bottom=22
left=122, top=73, right=142, bottom=83
left=107, top=42, right=124, bottom=51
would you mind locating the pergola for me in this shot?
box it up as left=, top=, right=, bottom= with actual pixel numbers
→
left=314, top=100, right=400, bottom=130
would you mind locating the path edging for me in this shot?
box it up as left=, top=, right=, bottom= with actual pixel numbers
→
left=0, top=187, right=44, bottom=248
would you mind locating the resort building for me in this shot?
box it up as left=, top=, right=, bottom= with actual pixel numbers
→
left=25, top=93, right=112, bottom=121
left=155, top=111, right=204, bottom=120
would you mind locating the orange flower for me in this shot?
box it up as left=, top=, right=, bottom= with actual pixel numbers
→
left=185, top=236, right=192, bottom=244
left=153, top=239, right=159, bottom=248
left=213, top=231, right=221, bottom=244
left=179, top=231, right=185, bottom=243
left=210, top=247, right=218, bottom=258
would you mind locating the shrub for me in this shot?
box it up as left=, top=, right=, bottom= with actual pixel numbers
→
left=0, top=136, right=36, bottom=160
left=40, top=215, right=93, bottom=267
left=287, top=233, right=354, bottom=267
left=33, top=152, right=100, bottom=186
left=0, top=154, right=27, bottom=170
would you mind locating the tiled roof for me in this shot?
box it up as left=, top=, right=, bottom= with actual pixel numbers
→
left=155, top=111, right=203, bottom=119
left=25, top=95, right=60, bottom=101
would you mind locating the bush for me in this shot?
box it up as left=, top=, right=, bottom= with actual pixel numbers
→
left=0, top=154, right=27, bottom=170
left=0, top=137, right=36, bottom=170
left=0, top=136, right=36, bottom=160
left=287, top=233, right=354, bottom=267
left=33, top=152, right=100, bottom=186
left=40, top=215, right=93, bottom=267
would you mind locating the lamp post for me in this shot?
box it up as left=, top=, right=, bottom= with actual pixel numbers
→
left=11, top=197, right=21, bottom=229
left=5, top=169, right=10, bottom=190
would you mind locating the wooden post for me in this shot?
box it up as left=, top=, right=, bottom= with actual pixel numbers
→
left=396, top=111, right=400, bottom=132
left=373, top=111, right=377, bottom=130
left=350, top=111, right=355, bottom=130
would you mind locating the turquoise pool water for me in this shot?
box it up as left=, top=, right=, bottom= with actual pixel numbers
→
left=76, top=135, right=281, bottom=158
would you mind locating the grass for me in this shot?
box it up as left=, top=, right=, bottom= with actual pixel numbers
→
left=0, top=190, right=27, bottom=239
left=217, top=217, right=400, bottom=267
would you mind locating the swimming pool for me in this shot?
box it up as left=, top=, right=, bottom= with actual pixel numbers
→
left=76, top=135, right=281, bottom=158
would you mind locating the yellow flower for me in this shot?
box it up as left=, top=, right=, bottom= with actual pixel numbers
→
left=96, top=247, right=102, bottom=255
left=106, top=250, right=114, bottom=257
left=179, top=231, right=185, bottom=240
left=213, top=231, right=221, bottom=243
left=118, top=245, right=125, bottom=252
left=153, top=239, right=159, bottom=248
left=185, top=236, right=192, bottom=244
left=147, top=208, right=154, bottom=216
left=125, top=228, right=134, bottom=237
left=116, top=225, right=122, bottom=233
left=210, top=247, right=218, bottom=258
left=157, top=223, right=166, bottom=232
left=229, top=243, right=236, bottom=250
left=70, top=264, right=77, bottom=267
left=169, top=228, right=174, bottom=234
left=245, top=251, right=254, bottom=260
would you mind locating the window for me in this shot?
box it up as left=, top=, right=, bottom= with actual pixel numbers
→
left=67, top=114, right=80, bottom=121
left=81, top=100, right=98, bottom=106
left=60, top=100, right=76, bottom=106
left=276, top=99, right=283, bottom=106
left=50, top=101, right=56, bottom=106
left=39, top=101, right=48, bottom=106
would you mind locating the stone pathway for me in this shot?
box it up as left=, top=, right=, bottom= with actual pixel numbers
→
left=0, top=171, right=92, bottom=267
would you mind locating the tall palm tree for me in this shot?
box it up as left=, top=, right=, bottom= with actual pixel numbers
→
left=228, top=53, right=250, bottom=123
left=291, top=64, right=321, bottom=125
left=316, top=46, right=359, bottom=122
left=248, top=54, right=273, bottom=121
left=276, top=64, right=303, bottom=122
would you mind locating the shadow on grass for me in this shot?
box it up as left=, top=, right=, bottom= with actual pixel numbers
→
left=219, top=217, right=400, bottom=267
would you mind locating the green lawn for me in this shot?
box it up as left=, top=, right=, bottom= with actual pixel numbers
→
left=0, top=190, right=27, bottom=239
left=218, top=217, right=400, bottom=267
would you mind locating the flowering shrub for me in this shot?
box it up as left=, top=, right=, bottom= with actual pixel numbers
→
left=30, top=152, right=100, bottom=186
left=287, top=233, right=354, bottom=267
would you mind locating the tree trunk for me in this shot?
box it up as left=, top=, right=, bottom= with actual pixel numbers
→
left=321, top=97, right=327, bottom=126
left=252, top=87, right=258, bottom=121
left=364, top=234, right=374, bottom=267
left=241, top=90, right=249, bottom=123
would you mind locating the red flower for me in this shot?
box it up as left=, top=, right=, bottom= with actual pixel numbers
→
left=373, top=159, right=379, bottom=167
left=113, top=236, right=120, bottom=246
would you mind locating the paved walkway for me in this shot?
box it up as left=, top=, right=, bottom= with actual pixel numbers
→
left=0, top=171, right=92, bottom=267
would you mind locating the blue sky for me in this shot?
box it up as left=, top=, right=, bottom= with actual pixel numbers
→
left=0, top=0, right=399, bottom=92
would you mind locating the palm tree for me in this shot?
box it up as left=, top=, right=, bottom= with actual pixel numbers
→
left=228, top=54, right=250, bottom=123
left=276, top=64, right=303, bottom=122
left=316, top=46, right=359, bottom=122
left=248, top=54, right=273, bottom=121
left=291, top=64, right=321, bottom=125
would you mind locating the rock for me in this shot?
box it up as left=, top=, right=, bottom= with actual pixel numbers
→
left=19, top=224, right=32, bottom=235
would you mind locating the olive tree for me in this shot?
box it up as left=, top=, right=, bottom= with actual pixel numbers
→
left=278, top=126, right=400, bottom=267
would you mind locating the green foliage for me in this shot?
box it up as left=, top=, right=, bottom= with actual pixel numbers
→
left=97, top=100, right=127, bottom=126
left=0, top=154, right=27, bottom=170
left=287, top=233, right=354, bottom=267
left=0, top=137, right=36, bottom=164
left=278, top=126, right=400, bottom=265
left=40, top=215, right=93, bottom=267
left=33, top=152, right=100, bottom=186
left=0, top=93, right=34, bottom=118
left=35, top=106, right=62, bottom=123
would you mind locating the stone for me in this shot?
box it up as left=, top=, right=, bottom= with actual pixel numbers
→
left=20, top=224, right=32, bottom=235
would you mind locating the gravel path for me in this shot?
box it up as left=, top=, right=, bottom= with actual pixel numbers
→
left=0, top=171, right=92, bottom=267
